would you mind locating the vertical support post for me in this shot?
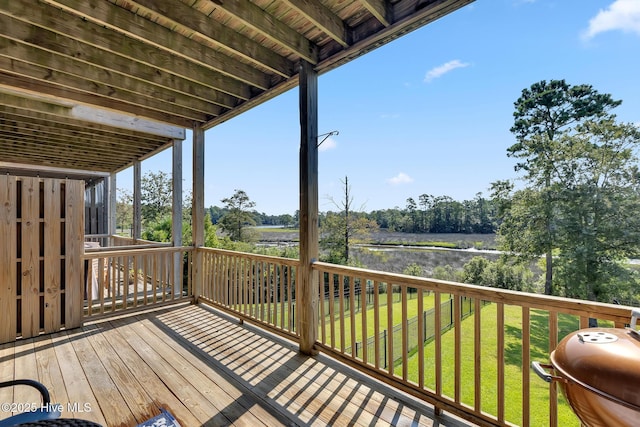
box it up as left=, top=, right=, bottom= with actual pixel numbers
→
left=89, top=184, right=97, bottom=234
left=172, top=139, right=183, bottom=295
left=298, top=60, right=319, bottom=356
left=101, top=176, right=109, bottom=234
left=172, top=139, right=183, bottom=247
left=133, top=160, right=142, bottom=240
left=192, top=125, right=205, bottom=302
left=108, top=173, right=117, bottom=237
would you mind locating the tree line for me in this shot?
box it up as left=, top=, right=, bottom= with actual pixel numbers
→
left=367, top=193, right=496, bottom=234
left=204, top=192, right=498, bottom=235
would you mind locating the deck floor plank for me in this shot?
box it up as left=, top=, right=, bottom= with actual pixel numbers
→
left=49, top=331, right=107, bottom=425
left=33, top=335, right=70, bottom=408
left=69, top=327, right=134, bottom=426
left=83, top=324, right=158, bottom=424
left=119, top=315, right=281, bottom=427
left=128, top=314, right=292, bottom=427
left=151, top=306, right=426, bottom=426
left=0, top=342, right=15, bottom=410
left=13, top=339, right=39, bottom=415
left=109, top=316, right=236, bottom=426
left=1, top=303, right=470, bottom=427
left=94, top=320, right=202, bottom=427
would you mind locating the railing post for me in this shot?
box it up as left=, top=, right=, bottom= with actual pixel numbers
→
left=133, top=160, right=141, bottom=240
left=298, top=60, right=319, bottom=355
left=172, top=139, right=183, bottom=295
left=192, top=125, right=205, bottom=302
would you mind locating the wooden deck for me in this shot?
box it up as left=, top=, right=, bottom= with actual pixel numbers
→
left=0, top=303, right=472, bottom=427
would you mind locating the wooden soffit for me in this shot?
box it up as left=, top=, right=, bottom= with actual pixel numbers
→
left=0, top=0, right=473, bottom=173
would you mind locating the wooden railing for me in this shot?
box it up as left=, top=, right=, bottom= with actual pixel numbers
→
left=82, top=246, right=193, bottom=318
left=199, top=248, right=300, bottom=339
left=312, top=261, right=633, bottom=427
left=132, top=246, right=634, bottom=426
left=85, top=234, right=173, bottom=249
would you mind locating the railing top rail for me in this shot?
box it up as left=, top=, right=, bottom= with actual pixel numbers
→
left=127, top=237, right=172, bottom=245
left=85, top=233, right=110, bottom=238
left=85, top=243, right=175, bottom=252
left=198, top=246, right=300, bottom=266
left=313, top=261, right=634, bottom=324
left=83, top=245, right=193, bottom=259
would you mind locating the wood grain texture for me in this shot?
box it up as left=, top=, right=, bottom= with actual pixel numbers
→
left=64, top=179, right=84, bottom=330
left=43, top=179, right=61, bottom=333
left=0, top=176, right=17, bottom=343
left=0, top=304, right=451, bottom=426
left=20, top=177, right=40, bottom=339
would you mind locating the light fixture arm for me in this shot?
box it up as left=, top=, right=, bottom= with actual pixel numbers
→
left=317, top=130, right=339, bottom=147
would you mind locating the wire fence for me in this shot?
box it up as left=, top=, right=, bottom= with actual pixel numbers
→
left=343, top=295, right=486, bottom=368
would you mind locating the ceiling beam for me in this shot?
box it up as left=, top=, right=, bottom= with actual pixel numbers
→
left=0, top=73, right=194, bottom=128
left=0, top=135, right=143, bottom=163
left=279, top=0, right=349, bottom=47
left=0, top=4, right=252, bottom=101
left=132, top=0, right=317, bottom=64
left=0, top=117, right=163, bottom=151
left=44, top=0, right=294, bottom=79
left=0, top=101, right=181, bottom=141
left=70, top=106, right=185, bottom=140
left=0, top=161, right=111, bottom=179
left=358, top=0, right=391, bottom=27
left=0, top=50, right=211, bottom=121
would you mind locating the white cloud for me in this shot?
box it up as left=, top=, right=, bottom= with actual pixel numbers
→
left=387, top=172, right=414, bottom=185
left=582, top=0, right=640, bottom=40
left=318, top=136, right=337, bottom=152
left=424, top=59, right=470, bottom=83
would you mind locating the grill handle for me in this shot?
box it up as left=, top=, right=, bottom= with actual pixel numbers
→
left=531, top=361, right=566, bottom=384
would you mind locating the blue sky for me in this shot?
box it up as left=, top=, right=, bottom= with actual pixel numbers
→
left=120, top=0, right=640, bottom=215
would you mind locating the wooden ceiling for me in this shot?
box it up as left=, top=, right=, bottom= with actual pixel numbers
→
left=0, top=0, right=473, bottom=174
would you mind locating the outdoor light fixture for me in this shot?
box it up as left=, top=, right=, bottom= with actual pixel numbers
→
left=317, top=130, right=339, bottom=147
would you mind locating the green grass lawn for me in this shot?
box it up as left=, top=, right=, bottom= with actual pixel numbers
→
left=236, top=289, right=588, bottom=425
left=396, top=303, right=583, bottom=426
left=320, top=294, right=585, bottom=426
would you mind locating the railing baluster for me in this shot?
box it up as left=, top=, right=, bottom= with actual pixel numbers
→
left=417, top=288, right=424, bottom=388
left=339, top=274, right=345, bottom=353
left=289, top=265, right=294, bottom=333
left=387, top=283, right=393, bottom=376
left=361, top=277, right=367, bottom=365
left=111, top=255, right=117, bottom=312
left=160, top=251, right=167, bottom=303
left=401, top=285, right=408, bottom=381
left=454, top=294, right=461, bottom=403
left=329, top=272, right=335, bottom=350
left=522, top=306, right=530, bottom=427
left=474, top=298, right=482, bottom=413
left=497, top=302, right=505, bottom=423
left=373, top=280, right=380, bottom=370
left=434, top=291, right=442, bottom=414
left=133, top=255, right=139, bottom=308
left=267, top=262, right=272, bottom=324
left=152, top=253, right=158, bottom=305
left=350, top=275, right=356, bottom=359
left=549, top=311, right=559, bottom=427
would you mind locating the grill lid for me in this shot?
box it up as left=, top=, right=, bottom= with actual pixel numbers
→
left=550, top=327, right=640, bottom=408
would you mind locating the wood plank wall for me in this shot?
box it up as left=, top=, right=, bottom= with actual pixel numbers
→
left=0, top=175, right=84, bottom=344
left=85, top=179, right=106, bottom=235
